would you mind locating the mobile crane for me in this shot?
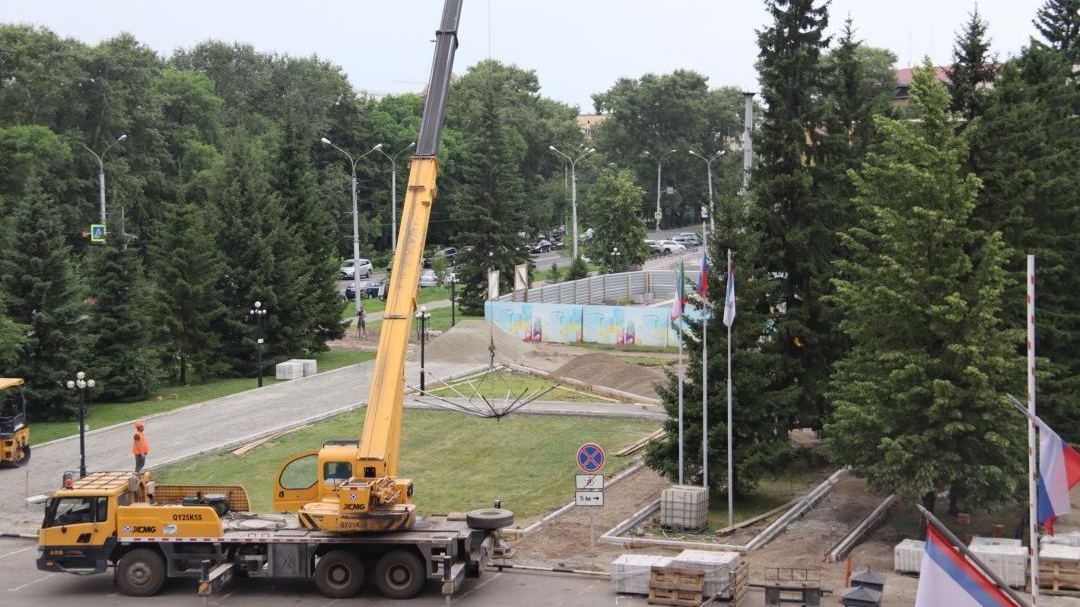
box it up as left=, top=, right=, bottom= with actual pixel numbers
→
left=37, top=1, right=513, bottom=599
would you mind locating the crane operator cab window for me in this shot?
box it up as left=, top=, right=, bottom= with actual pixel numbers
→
left=324, top=462, right=352, bottom=489
left=43, top=496, right=108, bottom=527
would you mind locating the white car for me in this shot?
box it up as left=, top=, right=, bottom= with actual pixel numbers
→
left=418, top=268, right=438, bottom=287
left=339, top=258, right=373, bottom=280
left=672, top=233, right=702, bottom=247
left=653, top=240, right=686, bottom=256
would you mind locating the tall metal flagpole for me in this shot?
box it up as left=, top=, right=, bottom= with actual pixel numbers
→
left=678, top=322, right=684, bottom=485
left=702, top=215, right=708, bottom=489
left=725, top=248, right=734, bottom=527
left=1028, top=255, right=1039, bottom=605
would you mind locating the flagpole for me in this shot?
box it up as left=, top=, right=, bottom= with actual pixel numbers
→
left=726, top=248, right=734, bottom=528
left=702, top=215, right=709, bottom=490
left=678, top=324, right=684, bottom=485
left=1027, top=255, right=1039, bottom=605
left=917, top=504, right=1031, bottom=607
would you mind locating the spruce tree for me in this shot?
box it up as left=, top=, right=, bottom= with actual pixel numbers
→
left=754, top=0, right=834, bottom=430
left=1034, top=0, right=1080, bottom=63
left=968, top=44, right=1080, bottom=435
left=950, top=8, right=997, bottom=122
left=148, top=202, right=229, bottom=384
left=86, top=239, right=162, bottom=401
left=0, top=181, right=87, bottom=419
left=825, top=61, right=1023, bottom=513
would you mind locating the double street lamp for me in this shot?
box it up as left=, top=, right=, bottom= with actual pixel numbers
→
left=375, top=142, right=416, bottom=254
left=65, top=371, right=96, bottom=478
left=320, top=138, right=384, bottom=314
left=79, top=134, right=128, bottom=226
left=415, top=306, right=431, bottom=391
left=548, top=145, right=594, bottom=260
left=644, top=149, right=676, bottom=237
left=250, top=301, right=267, bottom=387
left=688, top=150, right=725, bottom=232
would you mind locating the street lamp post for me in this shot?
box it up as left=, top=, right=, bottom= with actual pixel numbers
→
left=449, top=274, right=457, bottom=327
left=688, top=150, right=725, bottom=232
left=65, top=371, right=96, bottom=478
left=415, top=306, right=431, bottom=391
left=79, top=134, right=128, bottom=225
left=321, top=138, right=384, bottom=314
left=548, top=145, right=595, bottom=260
left=644, top=149, right=676, bottom=237
left=376, top=142, right=416, bottom=254
left=250, top=301, right=267, bottom=387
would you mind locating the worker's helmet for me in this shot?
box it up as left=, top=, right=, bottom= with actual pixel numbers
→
left=134, top=419, right=144, bottom=430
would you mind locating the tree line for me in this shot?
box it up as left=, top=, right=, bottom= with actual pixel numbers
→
left=2, top=1, right=1079, bottom=516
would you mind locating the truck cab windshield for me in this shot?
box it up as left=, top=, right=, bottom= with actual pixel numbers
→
left=43, top=497, right=107, bottom=527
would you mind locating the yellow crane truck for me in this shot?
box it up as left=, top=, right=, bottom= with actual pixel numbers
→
left=37, top=470, right=510, bottom=598
left=0, top=377, right=30, bottom=467
left=37, top=0, right=514, bottom=599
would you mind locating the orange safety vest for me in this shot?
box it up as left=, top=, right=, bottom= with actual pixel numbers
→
left=132, top=429, right=149, bottom=455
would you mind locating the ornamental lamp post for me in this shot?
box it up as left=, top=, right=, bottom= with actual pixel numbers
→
left=250, top=301, right=267, bottom=387
left=415, top=306, right=431, bottom=391
left=65, top=371, right=96, bottom=478
left=376, top=142, right=416, bottom=253
left=320, top=138, right=383, bottom=314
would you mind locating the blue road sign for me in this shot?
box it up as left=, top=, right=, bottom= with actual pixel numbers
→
left=576, top=442, right=605, bottom=473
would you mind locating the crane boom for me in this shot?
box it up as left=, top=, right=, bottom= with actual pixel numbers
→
left=297, top=0, right=463, bottom=534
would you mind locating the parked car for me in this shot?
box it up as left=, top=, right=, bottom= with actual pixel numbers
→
left=672, top=232, right=703, bottom=247
left=529, top=239, right=552, bottom=254
left=418, top=268, right=438, bottom=287
left=653, top=240, right=686, bottom=256
left=365, top=278, right=388, bottom=300
left=344, top=284, right=357, bottom=301
left=339, top=258, right=373, bottom=280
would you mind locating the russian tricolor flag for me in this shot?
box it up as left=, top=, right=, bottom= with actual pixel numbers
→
left=1037, top=417, right=1080, bottom=534
left=914, top=524, right=1014, bottom=607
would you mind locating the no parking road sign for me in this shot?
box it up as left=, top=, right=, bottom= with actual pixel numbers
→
left=576, top=442, right=605, bottom=473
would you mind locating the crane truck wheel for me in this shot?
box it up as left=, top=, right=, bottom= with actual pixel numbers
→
left=374, top=550, right=425, bottom=599
left=465, top=507, right=514, bottom=530
left=117, top=549, right=166, bottom=596
left=314, top=550, right=365, bottom=598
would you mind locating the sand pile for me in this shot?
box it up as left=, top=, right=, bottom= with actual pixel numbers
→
left=550, top=352, right=665, bottom=401
left=412, top=319, right=531, bottom=366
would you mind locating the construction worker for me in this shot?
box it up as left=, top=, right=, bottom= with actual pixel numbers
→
left=132, top=419, right=149, bottom=473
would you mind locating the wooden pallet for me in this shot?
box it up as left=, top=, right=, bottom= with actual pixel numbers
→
left=728, top=560, right=750, bottom=606
left=1039, top=560, right=1080, bottom=592
left=648, top=566, right=704, bottom=606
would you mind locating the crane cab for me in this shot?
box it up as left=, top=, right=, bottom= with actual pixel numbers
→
left=0, top=378, right=29, bottom=467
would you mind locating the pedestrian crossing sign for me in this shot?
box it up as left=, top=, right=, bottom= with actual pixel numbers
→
left=90, top=224, right=106, bottom=243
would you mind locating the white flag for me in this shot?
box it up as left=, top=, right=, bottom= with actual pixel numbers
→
left=723, top=251, right=735, bottom=328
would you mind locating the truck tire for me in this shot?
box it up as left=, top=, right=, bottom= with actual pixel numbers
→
left=117, top=549, right=166, bottom=597
left=314, top=550, right=365, bottom=598
left=466, top=507, right=514, bottom=530
left=374, top=550, right=424, bottom=600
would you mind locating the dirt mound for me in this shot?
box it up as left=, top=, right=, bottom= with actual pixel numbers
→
left=551, top=352, right=665, bottom=401
left=414, top=319, right=532, bottom=366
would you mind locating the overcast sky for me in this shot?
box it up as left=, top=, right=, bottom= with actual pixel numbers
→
left=5, top=1, right=1047, bottom=111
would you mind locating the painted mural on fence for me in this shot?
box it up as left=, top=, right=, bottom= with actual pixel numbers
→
left=486, top=302, right=583, bottom=343
left=486, top=301, right=697, bottom=348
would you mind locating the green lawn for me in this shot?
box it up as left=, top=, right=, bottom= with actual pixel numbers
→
left=154, top=408, right=659, bottom=518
